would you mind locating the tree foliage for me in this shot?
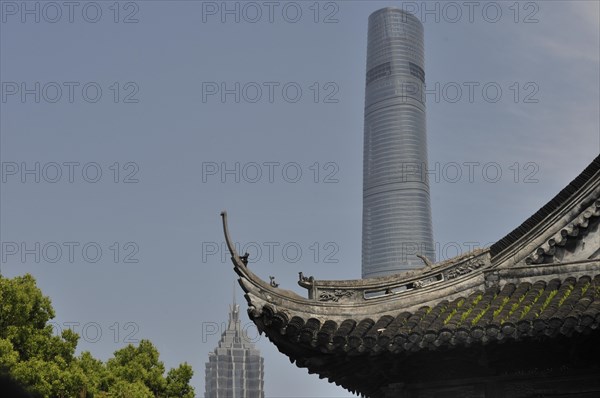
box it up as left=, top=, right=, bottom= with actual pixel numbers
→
left=165, top=364, right=195, bottom=398
left=0, top=274, right=195, bottom=398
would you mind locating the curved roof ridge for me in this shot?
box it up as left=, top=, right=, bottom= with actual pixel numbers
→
left=490, top=155, right=600, bottom=258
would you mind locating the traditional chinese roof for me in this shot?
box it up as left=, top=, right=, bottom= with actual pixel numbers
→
left=221, top=155, right=600, bottom=398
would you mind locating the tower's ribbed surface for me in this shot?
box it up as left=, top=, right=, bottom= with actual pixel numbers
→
left=362, top=8, right=435, bottom=278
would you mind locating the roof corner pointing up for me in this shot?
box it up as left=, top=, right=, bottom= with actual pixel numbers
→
left=490, top=154, right=600, bottom=262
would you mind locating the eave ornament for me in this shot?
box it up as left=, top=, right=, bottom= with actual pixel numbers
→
left=319, top=289, right=353, bottom=302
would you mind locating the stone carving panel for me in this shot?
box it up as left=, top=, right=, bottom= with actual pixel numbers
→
left=444, top=258, right=485, bottom=280
left=318, top=289, right=353, bottom=302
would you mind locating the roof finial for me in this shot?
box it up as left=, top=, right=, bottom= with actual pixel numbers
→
left=416, top=254, right=432, bottom=267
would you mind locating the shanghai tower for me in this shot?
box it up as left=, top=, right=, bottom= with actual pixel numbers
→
left=362, top=8, right=435, bottom=278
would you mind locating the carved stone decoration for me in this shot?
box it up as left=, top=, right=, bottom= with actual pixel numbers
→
left=485, top=271, right=500, bottom=288
left=412, top=280, right=425, bottom=289
left=525, top=199, right=600, bottom=265
left=444, top=258, right=485, bottom=280
left=318, top=289, right=353, bottom=302
left=416, top=254, right=432, bottom=267
left=412, top=275, right=441, bottom=289
left=269, top=276, right=279, bottom=288
left=298, top=272, right=315, bottom=285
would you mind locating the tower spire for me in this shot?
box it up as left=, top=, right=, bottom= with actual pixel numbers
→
left=233, top=280, right=236, bottom=307
left=229, top=280, right=239, bottom=324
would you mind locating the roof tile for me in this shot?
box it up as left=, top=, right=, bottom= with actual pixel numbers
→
left=262, top=275, right=600, bottom=356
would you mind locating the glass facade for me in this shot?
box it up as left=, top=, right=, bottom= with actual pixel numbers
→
left=362, top=8, right=435, bottom=278
left=205, top=304, right=264, bottom=398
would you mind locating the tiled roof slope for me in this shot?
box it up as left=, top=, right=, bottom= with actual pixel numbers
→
left=220, top=154, right=600, bottom=397
left=491, top=154, right=600, bottom=258
left=258, top=274, right=600, bottom=354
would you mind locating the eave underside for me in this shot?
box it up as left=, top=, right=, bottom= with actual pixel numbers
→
left=220, top=154, right=600, bottom=397
left=258, top=320, right=600, bottom=398
left=249, top=273, right=600, bottom=397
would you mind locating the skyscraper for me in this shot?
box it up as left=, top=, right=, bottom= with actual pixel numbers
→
left=362, top=7, right=435, bottom=278
left=205, top=300, right=264, bottom=398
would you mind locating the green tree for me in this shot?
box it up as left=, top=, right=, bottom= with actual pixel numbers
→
left=107, top=340, right=167, bottom=396
left=0, top=274, right=87, bottom=397
left=165, top=363, right=195, bottom=398
left=0, top=274, right=194, bottom=398
left=0, top=338, right=19, bottom=371
left=106, top=379, right=154, bottom=398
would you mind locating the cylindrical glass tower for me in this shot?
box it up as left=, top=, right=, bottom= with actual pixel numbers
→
left=362, top=8, right=435, bottom=278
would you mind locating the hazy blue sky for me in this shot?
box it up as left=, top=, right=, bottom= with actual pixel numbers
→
left=1, top=1, right=599, bottom=396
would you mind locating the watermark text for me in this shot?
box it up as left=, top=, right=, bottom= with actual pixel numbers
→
left=1, top=162, right=140, bottom=184
left=202, top=161, right=339, bottom=183
left=202, top=241, right=340, bottom=264
left=1, top=241, right=140, bottom=264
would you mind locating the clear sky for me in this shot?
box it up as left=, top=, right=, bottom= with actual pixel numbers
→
left=1, top=1, right=599, bottom=396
